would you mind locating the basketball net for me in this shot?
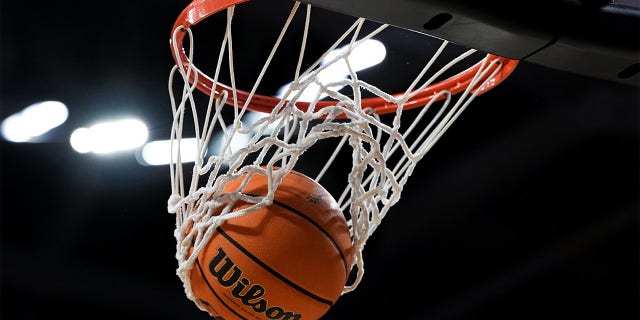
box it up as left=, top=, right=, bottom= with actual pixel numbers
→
left=167, top=0, right=517, bottom=307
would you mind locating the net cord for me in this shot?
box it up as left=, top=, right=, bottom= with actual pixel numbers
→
left=167, top=1, right=509, bottom=304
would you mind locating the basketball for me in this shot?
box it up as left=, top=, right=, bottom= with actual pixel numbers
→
left=189, top=169, right=353, bottom=319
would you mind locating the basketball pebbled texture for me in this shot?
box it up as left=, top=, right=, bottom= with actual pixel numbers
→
left=190, top=169, right=353, bottom=319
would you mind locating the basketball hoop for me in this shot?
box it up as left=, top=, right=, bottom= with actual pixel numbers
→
left=167, top=0, right=518, bottom=317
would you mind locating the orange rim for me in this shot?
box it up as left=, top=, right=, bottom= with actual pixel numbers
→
left=170, top=0, right=519, bottom=115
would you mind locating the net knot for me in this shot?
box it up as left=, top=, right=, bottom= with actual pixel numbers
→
left=167, top=193, right=183, bottom=214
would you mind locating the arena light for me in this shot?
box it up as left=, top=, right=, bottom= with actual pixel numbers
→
left=139, top=111, right=277, bottom=166
left=138, top=138, right=202, bottom=166
left=70, top=118, right=149, bottom=154
left=1, top=100, right=68, bottom=142
left=276, top=39, right=386, bottom=101
left=211, top=126, right=252, bottom=157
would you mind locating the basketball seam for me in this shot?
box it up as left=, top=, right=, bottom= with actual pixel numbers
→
left=195, top=258, right=248, bottom=320
left=249, top=193, right=350, bottom=277
left=217, top=227, right=335, bottom=306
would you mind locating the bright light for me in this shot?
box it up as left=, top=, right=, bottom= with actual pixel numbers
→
left=138, top=138, right=202, bottom=166
left=322, top=39, right=387, bottom=74
left=213, top=126, right=252, bottom=156
left=69, top=128, right=93, bottom=153
left=138, top=111, right=276, bottom=166
left=277, top=39, right=387, bottom=101
left=244, top=111, right=280, bottom=136
left=1, top=100, right=69, bottom=142
left=70, top=118, right=148, bottom=154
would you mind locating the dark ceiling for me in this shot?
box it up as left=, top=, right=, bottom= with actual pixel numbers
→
left=1, top=1, right=638, bottom=319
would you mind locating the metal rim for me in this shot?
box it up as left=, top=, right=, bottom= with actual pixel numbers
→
left=170, top=0, right=520, bottom=115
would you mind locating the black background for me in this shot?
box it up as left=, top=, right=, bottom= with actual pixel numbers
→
left=1, top=1, right=638, bottom=319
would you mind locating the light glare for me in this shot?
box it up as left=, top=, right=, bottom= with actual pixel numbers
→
left=69, top=118, right=149, bottom=154
left=214, top=126, right=252, bottom=156
left=277, top=39, right=387, bottom=101
left=139, top=138, right=201, bottom=166
left=1, top=100, right=69, bottom=142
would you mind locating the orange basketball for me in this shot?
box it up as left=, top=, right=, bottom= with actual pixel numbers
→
left=190, top=169, right=353, bottom=320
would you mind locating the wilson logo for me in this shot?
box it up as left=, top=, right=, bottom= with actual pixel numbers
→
left=209, top=247, right=303, bottom=320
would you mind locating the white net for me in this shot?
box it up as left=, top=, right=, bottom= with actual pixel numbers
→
left=167, top=0, right=512, bottom=306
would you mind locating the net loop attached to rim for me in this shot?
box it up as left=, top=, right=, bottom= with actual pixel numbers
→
left=170, top=0, right=518, bottom=116
left=167, top=0, right=518, bottom=307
